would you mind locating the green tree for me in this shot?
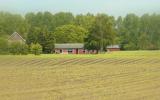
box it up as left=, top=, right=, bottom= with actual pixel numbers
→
left=0, top=12, right=28, bottom=37
left=27, top=26, right=55, bottom=53
left=117, top=14, right=140, bottom=50
left=44, top=32, right=55, bottom=53
left=53, top=12, right=74, bottom=28
left=30, top=43, right=42, bottom=55
left=26, top=27, right=41, bottom=45
left=54, top=25, right=88, bottom=43
left=85, top=14, right=116, bottom=52
left=0, top=38, right=9, bottom=54
left=74, top=13, right=95, bottom=30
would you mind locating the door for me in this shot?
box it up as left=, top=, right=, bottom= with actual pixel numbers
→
left=76, top=49, right=78, bottom=54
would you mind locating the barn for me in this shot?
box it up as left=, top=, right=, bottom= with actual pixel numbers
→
left=106, top=45, right=120, bottom=52
left=8, top=32, right=26, bottom=44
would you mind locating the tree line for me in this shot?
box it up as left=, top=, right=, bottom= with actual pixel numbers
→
left=0, top=11, right=160, bottom=54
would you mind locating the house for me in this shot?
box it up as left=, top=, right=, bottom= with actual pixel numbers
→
left=106, top=45, right=120, bottom=52
left=8, top=32, right=26, bottom=44
left=55, top=43, right=86, bottom=54
left=55, top=43, right=120, bottom=54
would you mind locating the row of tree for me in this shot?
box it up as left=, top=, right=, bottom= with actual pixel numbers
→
left=0, top=11, right=160, bottom=54
left=117, top=14, right=160, bottom=50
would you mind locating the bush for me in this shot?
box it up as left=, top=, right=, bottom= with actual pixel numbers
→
left=0, top=38, right=9, bottom=54
left=30, top=43, right=42, bottom=55
left=21, top=44, right=29, bottom=55
left=9, top=42, right=29, bottom=55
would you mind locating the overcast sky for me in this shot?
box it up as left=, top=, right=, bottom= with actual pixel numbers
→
left=0, top=0, right=160, bottom=17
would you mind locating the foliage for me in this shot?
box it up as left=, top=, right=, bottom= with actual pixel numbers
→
left=53, top=12, right=74, bottom=28
left=74, top=13, right=95, bottom=30
left=0, top=38, right=9, bottom=54
left=85, top=14, right=116, bottom=52
left=54, top=25, right=88, bottom=43
left=9, top=42, right=28, bottom=55
left=0, top=11, right=160, bottom=52
left=117, top=14, right=160, bottom=50
left=30, top=43, right=42, bottom=55
left=0, top=12, right=28, bottom=38
left=27, top=27, right=55, bottom=53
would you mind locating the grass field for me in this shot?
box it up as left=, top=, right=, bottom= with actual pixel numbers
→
left=0, top=51, right=160, bottom=100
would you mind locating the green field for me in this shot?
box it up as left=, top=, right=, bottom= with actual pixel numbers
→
left=0, top=51, right=160, bottom=100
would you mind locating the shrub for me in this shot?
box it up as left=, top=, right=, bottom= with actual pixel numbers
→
left=21, top=44, right=29, bottom=55
left=0, top=38, right=9, bottom=54
left=30, top=43, right=42, bottom=55
left=9, top=42, right=29, bottom=55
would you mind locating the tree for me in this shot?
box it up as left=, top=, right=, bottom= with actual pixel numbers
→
left=53, top=12, right=74, bottom=28
left=0, top=38, right=9, bottom=54
left=27, top=26, right=55, bottom=53
left=85, top=14, right=116, bottom=52
left=0, top=12, right=28, bottom=37
left=139, top=14, right=160, bottom=50
left=0, top=11, right=160, bottom=51
left=116, top=14, right=140, bottom=50
left=30, top=43, right=42, bottom=55
left=117, top=13, right=160, bottom=50
left=54, top=25, right=88, bottom=43
left=26, top=27, right=41, bottom=45
left=38, top=31, right=55, bottom=53
left=74, top=13, right=95, bottom=30
left=44, top=32, right=55, bottom=53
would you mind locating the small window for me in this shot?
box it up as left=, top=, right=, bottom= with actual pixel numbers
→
left=68, top=49, right=73, bottom=54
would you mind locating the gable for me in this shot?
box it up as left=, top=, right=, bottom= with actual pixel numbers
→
left=8, top=32, right=26, bottom=43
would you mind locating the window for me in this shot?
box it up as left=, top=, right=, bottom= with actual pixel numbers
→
left=68, top=49, right=73, bottom=54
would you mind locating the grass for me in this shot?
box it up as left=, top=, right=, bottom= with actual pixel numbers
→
left=1, top=50, right=160, bottom=59
left=0, top=51, right=160, bottom=100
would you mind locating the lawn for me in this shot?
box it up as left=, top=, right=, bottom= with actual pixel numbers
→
left=0, top=51, right=160, bottom=100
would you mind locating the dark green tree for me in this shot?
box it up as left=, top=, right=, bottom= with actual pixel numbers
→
left=85, top=14, right=116, bottom=52
left=0, top=38, right=9, bottom=54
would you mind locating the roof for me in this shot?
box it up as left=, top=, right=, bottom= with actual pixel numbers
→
left=107, top=45, right=120, bottom=49
left=55, top=43, right=84, bottom=49
left=8, top=32, right=26, bottom=42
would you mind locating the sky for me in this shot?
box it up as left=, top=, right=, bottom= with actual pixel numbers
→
left=0, top=0, right=160, bottom=17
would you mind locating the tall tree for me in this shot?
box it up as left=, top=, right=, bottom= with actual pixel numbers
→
left=0, top=12, right=28, bottom=37
left=53, top=12, right=74, bottom=28
left=119, top=14, right=140, bottom=50
left=85, top=14, right=116, bottom=52
left=27, top=26, right=55, bottom=53
left=54, top=25, right=88, bottom=43
left=74, top=13, right=95, bottom=30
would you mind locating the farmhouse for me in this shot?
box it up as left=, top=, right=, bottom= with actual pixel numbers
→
left=8, top=32, right=26, bottom=44
left=55, top=43, right=120, bottom=54
left=55, top=43, right=87, bottom=54
left=106, top=45, right=120, bottom=51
